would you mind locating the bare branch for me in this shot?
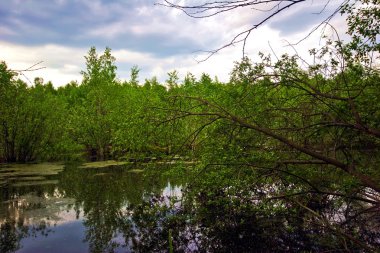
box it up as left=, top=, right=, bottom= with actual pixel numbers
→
left=9, top=61, right=46, bottom=85
left=157, top=0, right=348, bottom=61
left=10, top=61, right=46, bottom=73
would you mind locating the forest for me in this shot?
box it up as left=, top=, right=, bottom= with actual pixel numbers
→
left=0, top=0, right=379, bottom=252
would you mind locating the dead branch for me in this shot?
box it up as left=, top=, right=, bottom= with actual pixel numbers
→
left=157, top=0, right=348, bottom=61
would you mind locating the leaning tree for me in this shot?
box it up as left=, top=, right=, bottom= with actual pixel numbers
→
left=152, top=0, right=380, bottom=251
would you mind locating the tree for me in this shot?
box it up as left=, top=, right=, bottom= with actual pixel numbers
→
left=153, top=0, right=380, bottom=251
left=160, top=0, right=380, bottom=192
left=0, top=63, right=67, bottom=162
left=166, top=70, right=179, bottom=90
left=0, top=63, right=21, bottom=162
left=129, top=65, right=140, bottom=86
left=72, top=47, right=118, bottom=160
left=81, top=46, right=117, bottom=87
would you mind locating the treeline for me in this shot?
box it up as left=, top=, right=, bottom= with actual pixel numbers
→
left=0, top=47, right=226, bottom=162
left=1, top=45, right=380, bottom=170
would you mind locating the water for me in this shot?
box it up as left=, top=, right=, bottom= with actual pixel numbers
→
left=2, top=162, right=378, bottom=252
left=0, top=162, right=183, bottom=253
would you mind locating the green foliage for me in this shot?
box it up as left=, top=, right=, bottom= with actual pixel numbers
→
left=341, top=0, right=380, bottom=62
left=123, top=3, right=379, bottom=250
left=129, top=65, right=140, bottom=86
left=0, top=63, right=71, bottom=162
left=1, top=3, right=379, bottom=249
left=166, top=70, right=179, bottom=89
left=81, top=46, right=117, bottom=87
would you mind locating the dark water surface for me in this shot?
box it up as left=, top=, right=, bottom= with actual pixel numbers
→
left=0, top=161, right=183, bottom=253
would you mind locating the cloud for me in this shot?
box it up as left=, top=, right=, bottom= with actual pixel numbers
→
left=0, top=41, right=86, bottom=85
left=0, top=21, right=318, bottom=87
left=0, top=25, right=16, bottom=36
left=0, top=0, right=354, bottom=88
left=0, top=39, right=236, bottom=87
left=269, top=0, right=346, bottom=36
left=1, top=0, right=216, bottom=58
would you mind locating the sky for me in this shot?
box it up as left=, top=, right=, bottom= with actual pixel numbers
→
left=0, top=0, right=349, bottom=87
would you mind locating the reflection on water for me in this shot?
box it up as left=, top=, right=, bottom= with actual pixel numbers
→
left=0, top=162, right=183, bottom=253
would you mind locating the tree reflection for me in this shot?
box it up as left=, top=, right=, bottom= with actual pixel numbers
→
left=0, top=181, right=60, bottom=253
left=0, top=219, right=23, bottom=253
left=4, top=163, right=378, bottom=252
left=0, top=163, right=184, bottom=253
left=59, top=163, right=183, bottom=253
left=0, top=217, right=56, bottom=253
left=122, top=167, right=380, bottom=252
left=7, top=163, right=377, bottom=252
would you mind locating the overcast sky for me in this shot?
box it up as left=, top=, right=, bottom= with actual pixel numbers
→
left=0, top=0, right=348, bottom=86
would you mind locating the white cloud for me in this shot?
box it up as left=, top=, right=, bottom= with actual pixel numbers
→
left=0, top=0, right=353, bottom=87
left=0, top=41, right=86, bottom=86
left=0, top=19, right=346, bottom=88
left=0, top=39, right=235, bottom=86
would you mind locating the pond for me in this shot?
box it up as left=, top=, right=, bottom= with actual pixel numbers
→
left=1, top=162, right=378, bottom=252
left=0, top=161, right=185, bottom=253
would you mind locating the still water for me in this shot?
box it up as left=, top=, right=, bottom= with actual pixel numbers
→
left=0, top=161, right=184, bottom=253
